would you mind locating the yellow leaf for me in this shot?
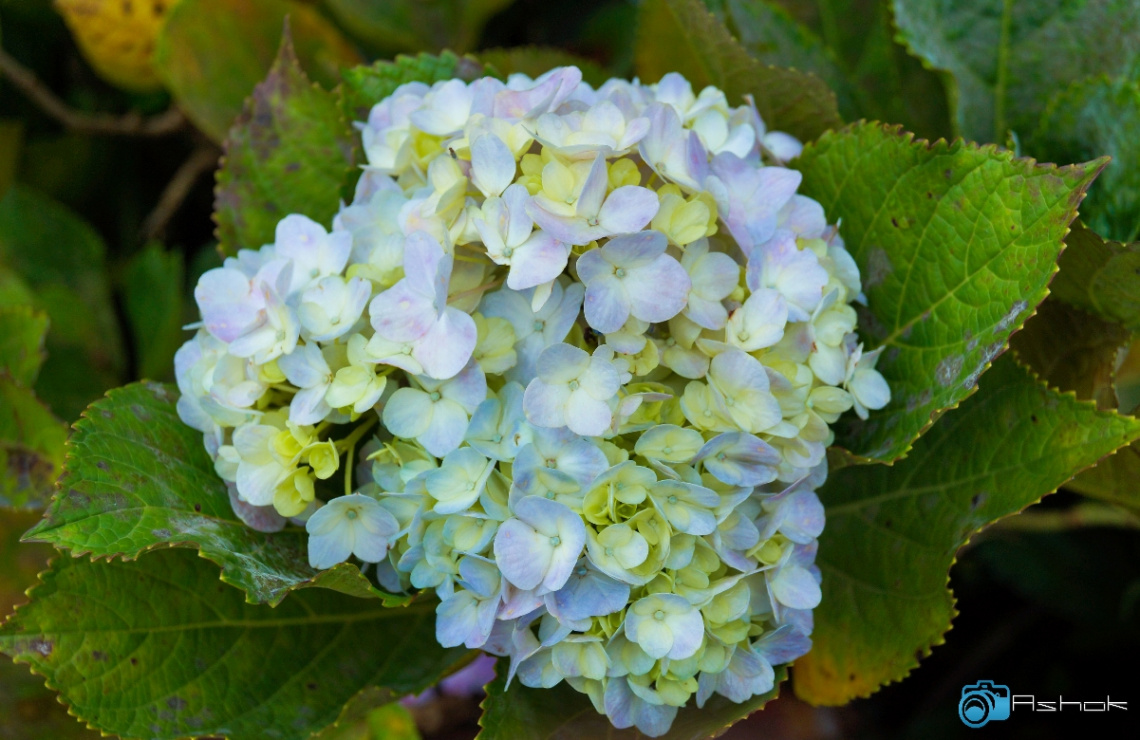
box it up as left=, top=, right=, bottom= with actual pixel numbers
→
left=55, top=0, right=175, bottom=92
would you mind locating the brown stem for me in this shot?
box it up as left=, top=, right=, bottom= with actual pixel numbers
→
left=0, top=46, right=185, bottom=137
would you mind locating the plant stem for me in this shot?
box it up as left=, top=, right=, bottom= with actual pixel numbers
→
left=340, top=415, right=379, bottom=497
left=0, top=46, right=186, bottom=137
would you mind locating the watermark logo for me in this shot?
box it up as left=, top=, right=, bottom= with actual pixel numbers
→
left=959, top=681, right=1011, bottom=728
left=958, top=681, right=1128, bottom=728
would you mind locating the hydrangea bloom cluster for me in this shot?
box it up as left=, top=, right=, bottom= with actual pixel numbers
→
left=175, top=66, right=890, bottom=736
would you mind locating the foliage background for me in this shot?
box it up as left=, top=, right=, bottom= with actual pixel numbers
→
left=1, top=0, right=1138, bottom=738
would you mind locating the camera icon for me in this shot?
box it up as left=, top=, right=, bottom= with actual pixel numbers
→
left=958, top=681, right=1011, bottom=728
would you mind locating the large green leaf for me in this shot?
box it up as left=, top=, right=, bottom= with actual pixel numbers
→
left=478, top=665, right=786, bottom=739
left=1065, top=442, right=1140, bottom=509
left=0, top=509, right=102, bottom=740
left=1051, top=220, right=1140, bottom=331
left=1031, top=75, right=1140, bottom=243
left=0, top=549, right=469, bottom=740
left=24, top=382, right=403, bottom=606
left=794, top=122, right=1102, bottom=462
left=793, top=356, right=1140, bottom=705
left=340, top=52, right=488, bottom=124
left=0, top=305, right=48, bottom=387
left=0, top=378, right=67, bottom=509
left=707, top=0, right=859, bottom=119
left=635, top=0, right=841, bottom=142
left=322, top=0, right=515, bottom=55
left=0, top=186, right=124, bottom=420
left=892, top=0, right=1140, bottom=143
left=156, top=0, right=362, bottom=142
left=214, top=29, right=356, bottom=256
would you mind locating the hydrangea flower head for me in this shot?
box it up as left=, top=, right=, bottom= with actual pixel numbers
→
left=176, top=65, right=891, bottom=737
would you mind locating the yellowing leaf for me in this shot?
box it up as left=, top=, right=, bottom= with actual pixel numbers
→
left=55, top=0, right=172, bottom=93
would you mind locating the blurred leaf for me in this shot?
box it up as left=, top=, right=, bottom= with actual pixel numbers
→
left=0, top=185, right=124, bottom=420
left=795, top=122, right=1102, bottom=462
left=708, top=0, right=860, bottom=119
left=0, top=377, right=67, bottom=509
left=322, top=0, right=515, bottom=54
left=0, top=305, right=48, bottom=387
left=478, top=665, right=786, bottom=739
left=1066, top=441, right=1140, bottom=509
left=340, top=51, right=487, bottom=124
left=25, top=382, right=405, bottom=606
left=55, top=0, right=170, bottom=92
left=123, top=242, right=185, bottom=381
left=1009, top=298, right=1129, bottom=410
left=0, top=509, right=102, bottom=740
left=0, top=120, right=21, bottom=200
left=1051, top=220, right=1140, bottom=332
left=1031, top=75, right=1140, bottom=243
left=635, top=0, right=841, bottom=142
left=0, top=549, right=469, bottom=740
left=893, top=0, right=1140, bottom=143
left=794, top=356, right=1140, bottom=705
left=480, top=47, right=609, bottom=88
left=315, top=697, right=422, bottom=740
left=155, top=0, right=362, bottom=142
left=214, top=29, right=355, bottom=255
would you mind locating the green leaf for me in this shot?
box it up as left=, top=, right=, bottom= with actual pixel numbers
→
left=25, top=382, right=404, bottom=606
left=479, top=47, right=610, bottom=89
left=892, top=0, right=1140, bottom=143
left=1009, top=298, right=1128, bottom=410
left=708, top=0, right=860, bottom=120
left=156, top=0, right=362, bottom=142
left=793, top=356, right=1140, bottom=705
left=214, top=28, right=356, bottom=256
left=794, top=122, right=1102, bottom=462
left=1031, top=75, right=1140, bottom=243
left=635, top=0, right=841, bottom=142
left=0, top=185, right=124, bottom=421
left=478, top=665, right=786, bottom=739
left=0, top=508, right=102, bottom=740
left=322, top=0, right=516, bottom=55
left=0, top=549, right=469, bottom=740
left=0, top=305, right=48, bottom=387
left=340, top=51, right=488, bottom=125
left=1051, top=220, right=1140, bottom=331
left=0, top=377, right=67, bottom=509
left=123, top=244, right=186, bottom=382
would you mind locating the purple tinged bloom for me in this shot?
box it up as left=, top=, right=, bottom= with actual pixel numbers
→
left=638, top=103, right=710, bottom=193
left=706, top=153, right=801, bottom=255
left=576, top=231, right=691, bottom=333
left=369, top=230, right=477, bottom=379
left=528, top=152, right=659, bottom=246
left=523, top=343, right=622, bottom=436
left=475, top=184, right=571, bottom=290
left=696, top=432, right=781, bottom=487
left=746, top=229, right=828, bottom=321
left=493, top=495, right=587, bottom=593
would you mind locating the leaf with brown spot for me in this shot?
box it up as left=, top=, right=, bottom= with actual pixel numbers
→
left=795, top=122, right=1105, bottom=462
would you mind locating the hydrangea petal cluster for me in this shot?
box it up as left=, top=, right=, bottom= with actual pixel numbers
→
left=176, top=66, right=890, bottom=736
